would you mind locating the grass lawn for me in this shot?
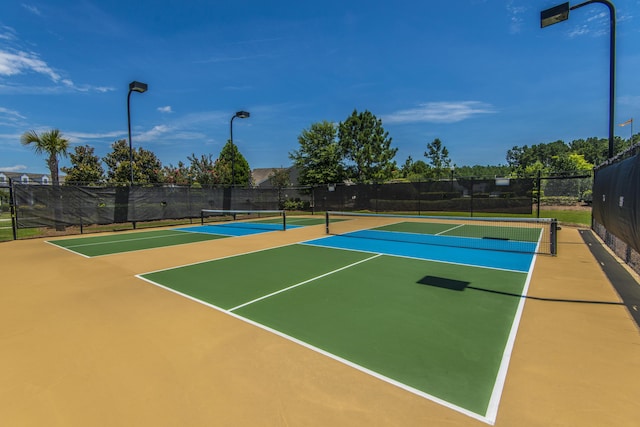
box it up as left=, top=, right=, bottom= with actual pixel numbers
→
left=539, top=208, right=591, bottom=226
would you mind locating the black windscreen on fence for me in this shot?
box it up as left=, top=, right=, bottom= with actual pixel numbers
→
left=313, top=179, right=533, bottom=214
left=11, top=184, right=314, bottom=229
left=11, top=178, right=532, bottom=231
left=593, top=153, right=640, bottom=254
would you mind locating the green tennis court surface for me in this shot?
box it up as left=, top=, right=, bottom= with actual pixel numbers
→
left=47, top=216, right=328, bottom=257
left=47, top=229, right=228, bottom=257
left=140, top=243, right=532, bottom=423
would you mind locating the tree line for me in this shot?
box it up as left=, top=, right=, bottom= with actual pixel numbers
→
left=18, top=109, right=639, bottom=187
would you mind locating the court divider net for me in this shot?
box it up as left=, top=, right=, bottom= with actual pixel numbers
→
left=325, top=211, right=557, bottom=255
left=201, top=209, right=287, bottom=230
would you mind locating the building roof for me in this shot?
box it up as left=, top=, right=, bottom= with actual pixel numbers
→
left=0, top=171, right=52, bottom=186
left=251, top=167, right=300, bottom=188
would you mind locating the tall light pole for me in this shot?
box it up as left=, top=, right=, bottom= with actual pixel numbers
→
left=541, top=1, right=616, bottom=159
left=127, top=81, right=148, bottom=185
left=230, top=110, right=250, bottom=187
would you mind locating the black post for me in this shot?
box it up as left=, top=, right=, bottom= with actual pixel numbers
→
left=470, top=177, right=474, bottom=217
left=9, top=178, right=17, bottom=240
left=127, top=89, right=134, bottom=187
left=325, top=211, right=330, bottom=234
left=536, top=170, right=542, bottom=218
left=418, top=180, right=422, bottom=215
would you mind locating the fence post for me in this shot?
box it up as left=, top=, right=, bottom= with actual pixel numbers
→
left=9, top=178, right=17, bottom=240
left=470, top=177, right=474, bottom=217
left=536, top=170, right=541, bottom=218
left=418, top=180, right=422, bottom=215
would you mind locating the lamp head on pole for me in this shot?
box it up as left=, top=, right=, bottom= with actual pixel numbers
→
left=129, top=81, right=148, bottom=93
left=541, top=2, right=570, bottom=28
left=234, top=111, right=250, bottom=119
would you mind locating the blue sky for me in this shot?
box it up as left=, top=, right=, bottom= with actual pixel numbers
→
left=1, top=0, right=639, bottom=175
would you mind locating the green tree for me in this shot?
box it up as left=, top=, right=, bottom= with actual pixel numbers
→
left=424, top=138, right=451, bottom=179
left=269, top=168, right=291, bottom=188
left=289, top=121, right=345, bottom=185
left=61, top=145, right=105, bottom=184
left=20, top=129, right=70, bottom=230
left=507, top=140, right=570, bottom=176
left=161, top=161, right=190, bottom=185
left=188, top=153, right=219, bottom=186
left=103, top=139, right=163, bottom=185
left=20, top=129, right=69, bottom=185
left=400, top=156, right=431, bottom=180
left=338, top=110, right=397, bottom=183
left=454, top=164, right=511, bottom=178
left=549, top=153, right=593, bottom=176
left=0, top=189, right=9, bottom=213
left=214, top=141, right=251, bottom=186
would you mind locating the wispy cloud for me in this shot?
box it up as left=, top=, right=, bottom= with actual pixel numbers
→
left=21, top=3, right=42, bottom=16
left=0, top=107, right=26, bottom=120
left=66, top=131, right=124, bottom=144
left=135, top=125, right=173, bottom=143
left=568, top=10, right=610, bottom=38
left=506, top=1, right=527, bottom=34
left=0, top=26, right=18, bottom=41
left=384, top=101, right=496, bottom=124
left=0, top=49, right=64, bottom=82
left=0, top=107, right=27, bottom=128
left=158, top=106, right=173, bottom=113
left=0, top=27, right=114, bottom=93
left=0, top=83, right=112, bottom=95
left=0, top=164, right=28, bottom=172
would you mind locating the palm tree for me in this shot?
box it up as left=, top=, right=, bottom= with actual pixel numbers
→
left=20, top=129, right=70, bottom=185
left=21, top=129, right=70, bottom=231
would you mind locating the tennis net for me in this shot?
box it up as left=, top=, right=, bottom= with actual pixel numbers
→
left=201, top=209, right=287, bottom=230
left=325, top=211, right=557, bottom=255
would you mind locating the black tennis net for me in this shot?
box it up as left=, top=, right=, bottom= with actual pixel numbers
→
left=200, top=209, right=287, bottom=231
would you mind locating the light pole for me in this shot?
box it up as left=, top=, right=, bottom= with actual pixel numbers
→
left=127, top=81, right=148, bottom=185
left=230, top=110, right=250, bottom=187
left=541, top=1, right=616, bottom=159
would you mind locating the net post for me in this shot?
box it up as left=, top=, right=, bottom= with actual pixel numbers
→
left=325, top=211, right=330, bottom=234
left=550, top=218, right=558, bottom=255
left=200, top=210, right=204, bottom=225
left=282, top=210, right=286, bottom=231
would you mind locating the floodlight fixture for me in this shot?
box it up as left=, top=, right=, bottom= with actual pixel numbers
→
left=129, top=81, right=148, bottom=93
left=540, top=3, right=570, bottom=28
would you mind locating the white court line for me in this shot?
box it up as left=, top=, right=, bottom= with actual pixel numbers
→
left=299, top=241, right=527, bottom=274
left=138, top=239, right=539, bottom=425
left=44, top=240, right=91, bottom=258
left=136, top=268, right=492, bottom=425
left=484, top=250, right=539, bottom=424
left=435, top=223, right=465, bottom=235
left=228, top=254, right=382, bottom=312
left=60, top=232, right=188, bottom=249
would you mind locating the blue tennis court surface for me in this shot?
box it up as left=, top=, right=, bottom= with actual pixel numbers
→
left=175, top=222, right=302, bottom=236
left=304, top=230, right=535, bottom=272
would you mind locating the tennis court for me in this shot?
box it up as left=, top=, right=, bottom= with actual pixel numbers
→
left=137, top=213, right=546, bottom=423
left=4, top=211, right=639, bottom=427
left=46, top=211, right=325, bottom=257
